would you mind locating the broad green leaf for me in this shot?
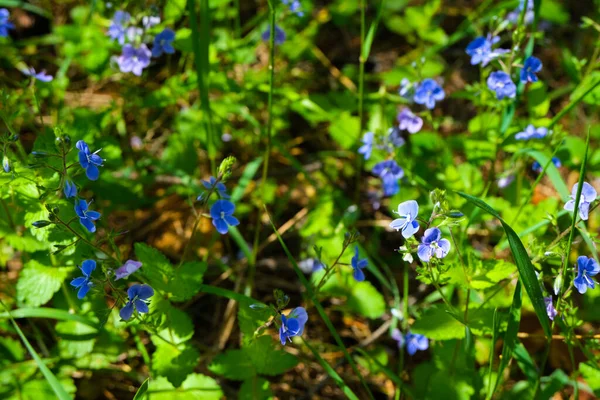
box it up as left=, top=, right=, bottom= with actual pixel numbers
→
left=238, top=377, right=274, bottom=400
left=411, top=306, right=465, bottom=340
left=456, top=192, right=552, bottom=338
left=135, top=243, right=173, bottom=293
left=579, top=362, right=600, bottom=396
left=149, top=299, right=195, bottom=345
left=152, top=343, right=200, bottom=388
left=209, top=349, right=256, bottom=381
left=169, top=261, right=207, bottom=302
left=16, top=260, right=70, bottom=307
left=148, top=374, right=223, bottom=400
left=237, top=301, right=273, bottom=341
left=55, top=320, right=97, bottom=358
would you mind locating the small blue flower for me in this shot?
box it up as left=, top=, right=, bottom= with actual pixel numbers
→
left=358, top=132, right=374, bottom=160
left=372, top=160, right=404, bottom=197
left=413, top=79, right=445, bottom=109
left=210, top=200, right=240, bottom=234
left=107, top=11, right=130, bottom=44
left=564, top=182, right=597, bottom=221
left=282, top=0, right=304, bottom=17
left=351, top=246, right=368, bottom=282
left=405, top=332, right=429, bottom=355
left=21, top=67, right=53, bottom=82
left=465, top=35, right=509, bottom=66
left=261, top=24, right=286, bottom=45
left=152, top=28, right=176, bottom=58
left=390, top=200, right=420, bottom=239
left=544, top=296, right=557, bottom=320
left=70, top=259, right=96, bottom=299
left=391, top=329, right=404, bottom=348
left=487, top=71, right=516, bottom=100
left=114, top=260, right=142, bottom=280
left=200, top=176, right=229, bottom=200
left=397, top=109, right=423, bottom=134
left=498, top=175, right=515, bottom=189
left=298, top=258, right=324, bottom=274
left=417, top=227, right=451, bottom=262
left=532, top=157, right=561, bottom=173
left=76, top=140, right=104, bottom=181
left=142, top=15, right=161, bottom=29
left=120, top=284, right=154, bottom=320
left=75, top=199, right=101, bottom=233
left=2, top=156, right=9, bottom=173
left=399, top=78, right=413, bottom=98
left=386, top=126, right=406, bottom=149
left=515, top=124, right=548, bottom=140
left=64, top=179, right=77, bottom=198
left=0, top=8, right=15, bottom=37
left=279, top=307, right=308, bottom=345
left=521, top=56, right=542, bottom=83
left=574, top=256, right=599, bottom=294
left=117, top=44, right=152, bottom=76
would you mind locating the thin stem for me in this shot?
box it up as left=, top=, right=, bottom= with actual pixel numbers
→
left=315, top=244, right=349, bottom=293
left=353, top=0, right=367, bottom=204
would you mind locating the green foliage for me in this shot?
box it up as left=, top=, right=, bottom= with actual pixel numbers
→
left=148, top=374, right=223, bottom=400
left=16, top=260, right=70, bottom=307
left=152, top=344, right=200, bottom=388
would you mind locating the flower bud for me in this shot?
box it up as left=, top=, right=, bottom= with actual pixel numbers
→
left=32, top=220, right=53, bottom=228
left=553, top=275, right=562, bottom=296
left=2, top=156, right=10, bottom=173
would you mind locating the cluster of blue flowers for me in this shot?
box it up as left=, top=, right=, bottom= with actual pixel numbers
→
left=392, top=329, right=429, bottom=355
left=107, top=11, right=175, bottom=76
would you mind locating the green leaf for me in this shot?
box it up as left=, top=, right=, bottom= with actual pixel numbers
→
left=456, top=192, right=552, bottom=338
left=580, top=362, right=600, bottom=396
left=55, top=320, right=97, bottom=358
left=411, top=305, right=465, bottom=340
left=238, top=377, right=274, bottom=400
left=133, top=378, right=150, bottom=400
left=135, top=243, right=174, bottom=293
left=247, top=335, right=298, bottom=376
left=237, top=301, right=273, bottom=341
left=16, top=260, right=70, bottom=307
left=169, top=261, right=207, bottom=302
left=148, top=373, right=223, bottom=400
left=152, top=343, right=200, bottom=388
left=209, top=349, right=256, bottom=381
left=149, top=299, right=195, bottom=345
left=347, top=281, right=386, bottom=319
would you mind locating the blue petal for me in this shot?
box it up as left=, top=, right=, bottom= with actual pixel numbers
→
left=80, top=217, right=96, bottom=233
left=574, top=275, right=587, bottom=294
left=86, top=211, right=101, bottom=220
left=279, top=325, right=287, bottom=345
left=77, top=283, right=91, bottom=299
left=212, top=218, right=229, bottom=234
left=71, top=276, right=87, bottom=288
left=86, top=164, right=99, bottom=181
left=353, top=268, right=365, bottom=282
left=76, top=140, right=89, bottom=154
left=127, top=284, right=142, bottom=299
left=80, top=259, right=96, bottom=276
left=136, top=284, right=155, bottom=300
left=119, top=302, right=134, bottom=320
left=224, top=215, right=239, bottom=227
left=75, top=199, right=88, bottom=217
left=134, top=299, right=149, bottom=314
left=89, top=154, right=103, bottom=166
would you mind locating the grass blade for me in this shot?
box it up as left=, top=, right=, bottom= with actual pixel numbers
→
left=133, top=378, right=150, bottom=400
left=198, top=284, right=263, bottom=305
left=491, top=281, right=523, bottom=395
left=457, top=192, right=552, bottom=338
left=485, top=308, right=500, bottom=400
left=302, top=338, right=361, bottom=400
left=267, top=208, right=375, bottom=399
left=0, top=307, right=99, bottom=329
left=0, top=301, right=71, bottom=400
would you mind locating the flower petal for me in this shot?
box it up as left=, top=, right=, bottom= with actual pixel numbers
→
left=119, top=302, right=134, bottom=320
left=77, top=283, right=91, bottom=299
left=86, top=164, right=100, bottom=181
left=70, top=277, right=87, bottom=288
left=136, top=284, right=155, bottom=300
left=212, top=218, right=229, bottom=234
left=353, top=267, right=365, bottom=282
left=396, top=200, right=418, bottom=219
left=80, top=217, right=96, bottom=233
left=134, top=299, right=149, bottom=314
left=81, top=259, right=96, bottom=276
left=402, top=220, right=420, bottom=239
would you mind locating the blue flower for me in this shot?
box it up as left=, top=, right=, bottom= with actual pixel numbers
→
left=279, top=307, right=308, bottom=345
left=564, top=182, right=597, bottom=221
left=200, top=176, right=229, bottom=200
left=298, top=258, right=324, bottom=274
left=532, top=157, right=561, bottom=173
left=117, top=44, right=152, bottom=76
left=261, top=24, right=286, bottom=45
left=115, top=260, right=142, bottom=280
left=515, top=124, right=548, bottom=140
left=2, top=156, right=9, bottom=173
left=521, top=56, right=542, bottom=83
left=487, top=71, right=516, bottom=100
left=64, top=179, right=77, bottom=198
left=507, top=0, right=534, bottom=25
left=120, top=284, right=154, bottom=320
left=107, top=11, right=131, bottom=44
left=76, top=140, right=104, bottom=180
left=465, top=35, right=509, bottom=66
left=399, top=78, right=413, bottom=98
left=0, top=8, right=14, bottom=37
left=75, top=199, right=101, bottom=233
left=142, top=15, right=161, bottom=29
left=351, top=246, right=368, bottom=282
left=417, top=227, right=451, bottom=262
left=405, top=332, right=429, bottom=355
left=386, top=126, right=406, bottom=149
left=152, top=28, right=176, bottom=57
left=390, top=200, right=420, bottom=239
left=210, top=200, right=240, bottom=234
left=282, top=0, right=304, bottom=17
left=574, top=256, right=599, bottom=294
left=544, top=296, right=557, bottom=320
left=358, top=132, right=374, bottom=160
left=413, top=79, right=445, bottom=109
left=373, top=160, right=404, bottom=197
left=70, top=259, right=96, bottom=299
left=397, top=109, right=423, bottom=134
left=21, top=67, right=53, bottom=82
left=391, top=329, right=404, bottom=348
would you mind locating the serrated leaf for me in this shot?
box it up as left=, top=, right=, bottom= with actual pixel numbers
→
left=169, top=261, right=207, bottom=302
left=247, top=336, right=298, bottom=376
left=16, top=260, right=70, bottom=307
left=411, top=306, right=465, bottom=340
left=148, top=374, right=222, bottom=400
left=152, top=344, right=199, bottom=388
left=209, top=349, right=256, bottom=380
left=238, top=377, right=274, bottom=400
left=237, top=301, right=273, bottom=341
left=149, top=298, right=195, bottom=345
left=135, top=243, right=174, bottom=292
left=55, top=320, right=98, bottom=358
